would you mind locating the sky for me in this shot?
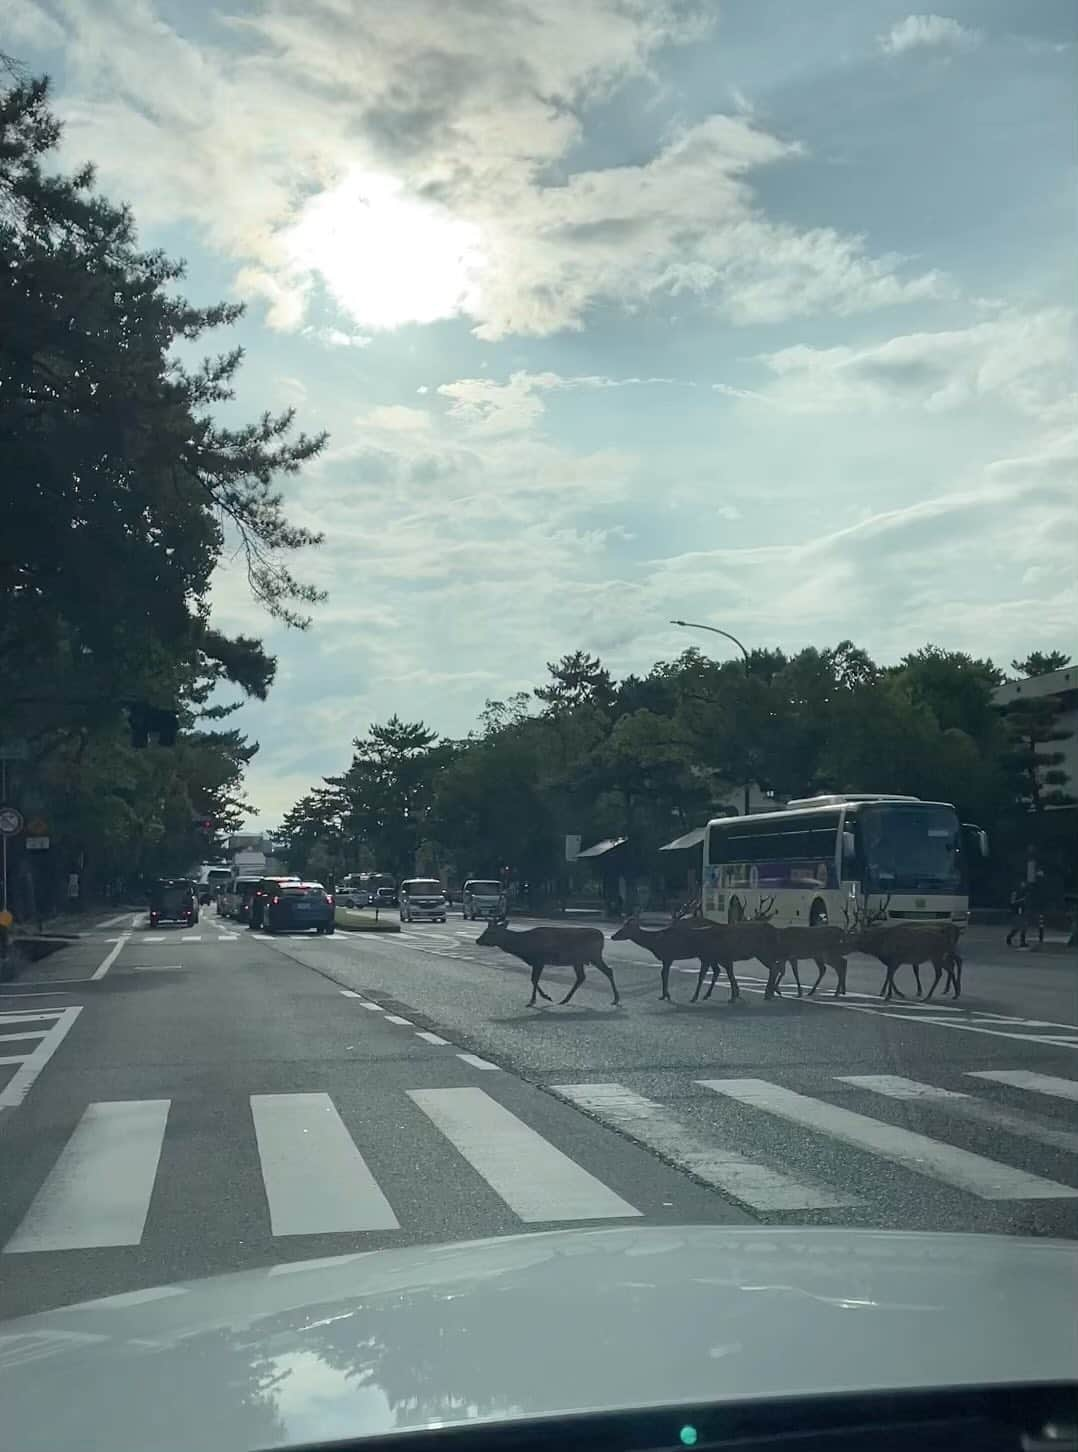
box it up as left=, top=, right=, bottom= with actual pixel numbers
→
left=10, top=0, right=1076, bottom=827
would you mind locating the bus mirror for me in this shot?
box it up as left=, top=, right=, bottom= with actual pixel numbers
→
left=962, top=823, right=989, bottom=859
left=977, top=829, right=989, bottom=858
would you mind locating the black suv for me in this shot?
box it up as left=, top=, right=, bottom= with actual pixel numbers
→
left=247, top=876, right=301, bottom=930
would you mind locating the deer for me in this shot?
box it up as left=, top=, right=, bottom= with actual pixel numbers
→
left=611, top=915, right=737, bottom=1002
left=767, top=924, right=850, bottom=999
left=475, top=917, right=621, bottom=1007
left=687, top=899, right=784, bottom=1003
left=846, top=897, right=963, bottom=1001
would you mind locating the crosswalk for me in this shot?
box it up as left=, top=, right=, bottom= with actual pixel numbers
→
left=2, top=1068, right=1077, bottom=1258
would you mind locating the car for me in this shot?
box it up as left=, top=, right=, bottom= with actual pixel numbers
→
left=263, top=881, right=335, bottom=934
left=222, top=875, right=264, bottom=922
left=247, top=875, right=302, bottom=929
left=399, top=878, right=448, bottom=922
left=148, top=878, right=199, bottom=928
left=461, top=879, right=506, bottom=920
left=374, top=886, right=398, bottom=908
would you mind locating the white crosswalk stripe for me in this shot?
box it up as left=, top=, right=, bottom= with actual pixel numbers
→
left=553, top=1082, right=855, bottom=1212
left=700, top=1078, right=1078, bottom=1200
left=967, top=1070, right=1078, bottom=1103
left=251, top=1093, right=399, bottom=1235
left=408, top=1087, right=640, bottom=1222
left=839, top=1075, right=1078, bottom=1156
left=5, top=1101, right=170, bottom=1252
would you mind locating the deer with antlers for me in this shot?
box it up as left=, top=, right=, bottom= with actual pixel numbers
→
left=475, top=917, right=621, bottom=1007
left=766, top=923, right=850, bottom=998
left=611, top=915, right=738, bottom=1002
left=688, top=897, right=785, bottom=1003
left=846, top=896, right=963, bottom=1001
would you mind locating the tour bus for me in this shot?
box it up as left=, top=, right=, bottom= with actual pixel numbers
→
left=702, top=794, right=987, bottom=929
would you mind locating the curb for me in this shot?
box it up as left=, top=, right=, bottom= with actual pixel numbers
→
left=334, top=909, right=401, bottom=934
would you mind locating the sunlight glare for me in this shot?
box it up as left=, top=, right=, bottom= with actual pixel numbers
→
left=284, top=168, right=486, bottom=331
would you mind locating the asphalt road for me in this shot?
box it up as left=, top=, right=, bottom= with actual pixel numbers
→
left=1, top=907, right=1076, bottom=1318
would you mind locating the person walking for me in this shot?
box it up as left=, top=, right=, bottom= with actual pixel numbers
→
left=1005, top=881, right=1028, bottom=949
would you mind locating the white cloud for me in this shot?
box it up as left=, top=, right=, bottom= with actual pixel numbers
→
left=40, top=0, right=946, bottom=340
left=754, top=310, right=1075, bottom=417
left=879, top=14, right=980, bottom=56
left=364, top=405, right=433, bottom=433
left=437, top=370, right=695, bottom=435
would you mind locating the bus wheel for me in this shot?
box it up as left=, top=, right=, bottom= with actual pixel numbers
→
left=728, top=897, right=744, bottom=925
left=810, top=899, right=828, bottom=926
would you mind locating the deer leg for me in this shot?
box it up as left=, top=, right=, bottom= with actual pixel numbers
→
left=594, top=954, right=621, bottom=1006
left=950, top=949, right=963, bottom=999
left=690, top=961, right=708, bottom=1003
left=807, top=957, right=827, bottom=996
left=725, top=963, right=740, bottom=1001
left=559, top=964, right=586, bottom=1004
left=833, top=954, right=848, bottom=998
left=527, top=963, right=550, bottom=1007
left=703, top=959, right=723, bottom=999
left=659, top=959, right=672, bottom=1001
left=789, top=958, right=804, bottom=998
left=924, top=959, right=943, bottom=1000
left=911, top=963, right=924, bottom=999
left=879, top=959, right=901, bottom=1000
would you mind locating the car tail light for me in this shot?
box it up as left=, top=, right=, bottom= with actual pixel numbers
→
left=271, top=895, right=280, bottom=905
left=326, top=894, right=335, bottom=906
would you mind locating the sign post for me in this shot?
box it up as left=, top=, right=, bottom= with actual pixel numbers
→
left=0, top=804, right=25, bottom=918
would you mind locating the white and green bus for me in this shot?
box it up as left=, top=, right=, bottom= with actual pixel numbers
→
left=703, top=794, right=986, bottom=929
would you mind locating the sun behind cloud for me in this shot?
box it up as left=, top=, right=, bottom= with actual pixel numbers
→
left=282, top=167, right=487, bottom=330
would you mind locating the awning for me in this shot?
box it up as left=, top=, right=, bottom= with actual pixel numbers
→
left=658, top=827, right=706, bottom=853
left=575, top=836, right=628, bottom=859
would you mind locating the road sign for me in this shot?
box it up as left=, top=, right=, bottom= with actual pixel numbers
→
left=26, top=836, right=50, bottom=851
left=0, top=909, right=12, bottom=929
left=0, top=806, right=24, bottom=837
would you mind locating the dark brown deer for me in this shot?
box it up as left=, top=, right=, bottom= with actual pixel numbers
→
left=611, top=916, right=736, bottom=1002
left=847, top=898, right=962, bottom=1001
left=767, top=925, right=849, bottom=999
left=688, top=901, right=784, bottom=1002
left=475, top=918, right=620, bottom=1007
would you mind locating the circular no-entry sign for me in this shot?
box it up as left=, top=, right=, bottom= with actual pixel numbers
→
left=0, top=806, right=24, bottom=837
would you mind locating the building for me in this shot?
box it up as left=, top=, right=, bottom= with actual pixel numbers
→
left=992, top=664, right=1078, bottom=807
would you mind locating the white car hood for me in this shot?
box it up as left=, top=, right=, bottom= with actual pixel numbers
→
left=1, top=1225, right=1075, bottom=1452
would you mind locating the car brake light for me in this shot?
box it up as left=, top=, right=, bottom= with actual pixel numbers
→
left=326, top=894, right=335, bottom=906
left=271, top=895, right=280, bottom=905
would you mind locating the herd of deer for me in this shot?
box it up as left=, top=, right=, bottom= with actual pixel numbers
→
left=475, top=897, right=963, bottom=1009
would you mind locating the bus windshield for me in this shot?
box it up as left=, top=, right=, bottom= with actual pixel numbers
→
left=859, top=804, right=962, bottom=894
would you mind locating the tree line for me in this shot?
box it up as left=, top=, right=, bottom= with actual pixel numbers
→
left=279, top=644, right=1075, bottom=910
left=1, top=69, right=323, bottom=918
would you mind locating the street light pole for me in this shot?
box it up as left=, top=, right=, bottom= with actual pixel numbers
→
left=671, top=619, right=752, bottom=818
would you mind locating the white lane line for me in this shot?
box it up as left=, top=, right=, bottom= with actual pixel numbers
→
left=339, top=989, right=361, bottom=998
left=215, top=934, right=238, bottom=942
left=142, top=936, right=166, bottom=943
left=0, top=1007, right=82, bottom=1111
left=0, top=1031, right=49, bottom=1044
left=251, top=1093, right=399, bottom=1235
left=840, top=1075, right=1078, bottom=1157
left=554, top=1082, right=854, bottom=1212
left=409, top=1087, right=640, bottom=1222
left=4, top=1100, right=170, bottom=1252
left=700, top=1079, right=1078, bottom=1201
left=92, top=931, right=130, bottom=981
left=384, top=1014, right=413, bottom=1026
left=360, top=1002, right=384, bottom=1011
left=0, top=1010, right=65, bottom=1024
left=131, top=964, right=183, bottom=973
left=968, top=1070, right=1078, bottom=1103
left=817, top=1002, right=1078, bottom=1050
left=95, top=912, right=134, bottom=929
left=180, top=935, right=202, bottom=942
left=416, top=1031, right=449, bottom=1045
left=457, top=1052, right=500, bottom=1071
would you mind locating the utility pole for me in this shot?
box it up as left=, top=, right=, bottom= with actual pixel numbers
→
left=670, top=620, right=752, bottom=817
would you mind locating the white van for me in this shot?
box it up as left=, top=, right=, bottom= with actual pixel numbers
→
left=399, top=878, right=448, bottom=923
left=461, top=880, right=505, bottom=920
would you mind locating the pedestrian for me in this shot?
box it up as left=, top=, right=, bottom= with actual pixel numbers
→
left=1005, top=881, right=1028, bottom=949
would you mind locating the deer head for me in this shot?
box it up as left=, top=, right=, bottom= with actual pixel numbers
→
left=611, top=915, right=640, bottom=941
left=476, top=915, right=510, bottom=947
